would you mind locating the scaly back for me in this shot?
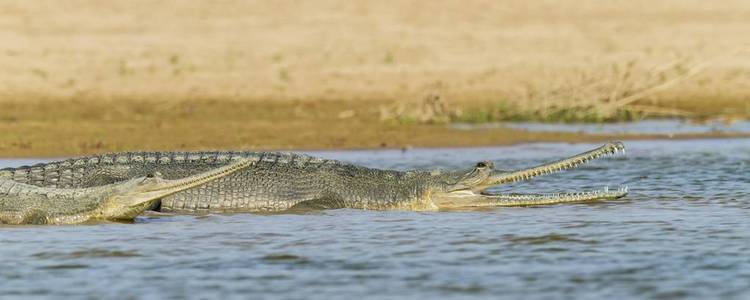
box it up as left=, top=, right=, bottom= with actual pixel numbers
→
left=1, top=151, right=435, bottom=212
left=0, top=151, right=341, bottom=188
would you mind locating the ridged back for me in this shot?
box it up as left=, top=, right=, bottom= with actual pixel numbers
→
left=0, top=151, right=341, bottom=188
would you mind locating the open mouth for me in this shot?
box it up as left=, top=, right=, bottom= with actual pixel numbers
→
left=438, top=142, right=628, bottom=207
left=481, top=141, right=627, bottom=205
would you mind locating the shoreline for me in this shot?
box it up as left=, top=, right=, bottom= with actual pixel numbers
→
left=2, top=1, right=749, bottom=157
left=1, top=98, right=748, bottom=158
left=1, top=130, right=747, bottom=159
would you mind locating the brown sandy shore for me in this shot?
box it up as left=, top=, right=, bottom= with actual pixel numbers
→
left=1, top=1, right=749, bottom=157
left=0, top=99, right=748, bottom=158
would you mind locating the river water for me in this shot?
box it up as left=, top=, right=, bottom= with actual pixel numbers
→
left=450, top=119, right=750, bottom=135
left=1, top=138, right=748, bottom=299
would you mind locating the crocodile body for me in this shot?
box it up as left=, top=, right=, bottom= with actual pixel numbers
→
left=0, top=159, right=252, bottom=224
left=1, top=152, right=437, bottom=212
left=0, top=143, right=629, bottom=213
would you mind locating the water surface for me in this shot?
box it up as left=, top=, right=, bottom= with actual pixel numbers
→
left=450, top=119, right=750, bottom=135
left=1, top=139, right=749, bottom=299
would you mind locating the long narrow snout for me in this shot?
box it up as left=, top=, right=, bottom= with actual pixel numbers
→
left=434, top=187, right=628, bottom=208
left=474, top=142, right=625, bottom=191
left=432, top=142, right=628, bottom=209
left=132, top=158, right=253, bottom=205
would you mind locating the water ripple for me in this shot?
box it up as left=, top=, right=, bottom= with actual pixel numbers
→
left=1, top=139, right=749, bottom=299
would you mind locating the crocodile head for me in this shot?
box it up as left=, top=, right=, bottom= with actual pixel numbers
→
left=94, top=158, right=251, bottom=221
left=429, top=142, right=628, bottom=209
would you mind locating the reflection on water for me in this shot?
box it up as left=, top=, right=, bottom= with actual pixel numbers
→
left=449, top=119, right=750, bottom=135
left=1, top=139, right=749, bottom=299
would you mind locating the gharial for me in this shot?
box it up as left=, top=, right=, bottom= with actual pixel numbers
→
left=0, top=142, right=628, bottom=213
left=0, top=159, right=252, bottom=225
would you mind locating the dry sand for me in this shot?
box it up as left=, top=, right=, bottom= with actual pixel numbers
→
left=1, top=1, right=749, bottom=156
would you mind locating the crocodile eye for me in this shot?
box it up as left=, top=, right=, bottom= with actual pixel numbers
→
left=475, top=161, right=493, bottom=169
left=146, top=173, right=155, bottom=178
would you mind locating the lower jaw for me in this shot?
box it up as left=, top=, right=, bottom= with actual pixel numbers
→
left=482, top=186, right=629, bottom=204
left=432, top=186, right=629, bottom=209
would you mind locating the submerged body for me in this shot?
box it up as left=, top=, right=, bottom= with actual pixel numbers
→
left=0, top=143, right=628, bottom=213
left=0, top=159, right=252, bottom=224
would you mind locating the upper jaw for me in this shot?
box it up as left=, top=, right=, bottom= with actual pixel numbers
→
left=474, top=141, right=626, bottom=190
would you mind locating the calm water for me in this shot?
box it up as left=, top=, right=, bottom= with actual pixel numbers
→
left=1, top=139, right=748, bottom=299
left=450, top=119, right=750, bottom=135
